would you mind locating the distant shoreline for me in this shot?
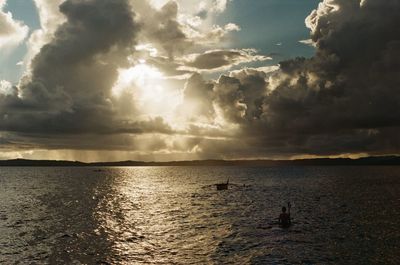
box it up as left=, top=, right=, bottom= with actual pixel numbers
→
left=0, top=156, right=399, bottom=167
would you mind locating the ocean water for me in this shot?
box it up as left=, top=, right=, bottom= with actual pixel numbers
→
left=0, top=166, right=399, bottom=264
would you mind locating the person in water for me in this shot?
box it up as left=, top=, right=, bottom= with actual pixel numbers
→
left=278, top=204, right=291, bottom=227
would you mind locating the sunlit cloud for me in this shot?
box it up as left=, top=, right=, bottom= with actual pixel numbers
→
left=299, top=39, right=316, bottom=47
left=178, top=49, right=271, bottom=72
left=0, top=0, right=29, bottom=51
left=0, top=79, right=13, bottom=95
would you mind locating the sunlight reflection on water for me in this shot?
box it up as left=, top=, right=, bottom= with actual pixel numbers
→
left=1, top=166, right=399, bottom=264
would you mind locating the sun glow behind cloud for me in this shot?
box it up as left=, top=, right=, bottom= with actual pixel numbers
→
left=113, top=62, right=183, bottom=121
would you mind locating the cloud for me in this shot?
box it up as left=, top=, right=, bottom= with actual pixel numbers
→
left=179, top=49, right=270, bottom=72
left=195, top=0, right=400, bottom=157
left=0, top=79, right=13, bottom=95
left=212, top=0, right=229, bottom=13
left=191, top=0, right=230, bottom=20
left=1, top=0, right=238, bottom=150
left=210, top=68, right=272, bottom=124
left=23, top=0, right=66, bottom=71
left=298, top=39, right=315, bottom=47
left=0, top=0, right=29, bottom=50
left=1, top=0, right=161, bottom=136
left=176, top=73, right=215, bottom=121
left=172, top=0, right=400, bottom=159
left=190, top=23, right=240, bottom=46
left=262, top=0, right=400, bottom=142
left=176, top=66, right=278, bottom=130
left=131, top=1, right=239, bottom=58
left=131, top=1, right=195, bottom=58
left=2, top=0, right=400, bottom=161
left=121, top=0, right=242, bottom=83
left=178, top=66, right=275, bottom=137
left=198, top=0, right=230, bottom=14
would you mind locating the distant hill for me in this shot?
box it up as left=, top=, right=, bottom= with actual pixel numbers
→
left=0, top=156, right=399, bottom=167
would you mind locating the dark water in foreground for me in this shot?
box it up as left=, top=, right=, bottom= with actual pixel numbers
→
left=0, top=166, right=399, bottom=264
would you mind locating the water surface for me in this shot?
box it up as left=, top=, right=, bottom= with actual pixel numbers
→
left=1, top=166, right=399, bottom=264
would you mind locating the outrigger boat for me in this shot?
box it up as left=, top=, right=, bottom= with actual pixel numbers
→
left=216, top=178, right=229, bottom=190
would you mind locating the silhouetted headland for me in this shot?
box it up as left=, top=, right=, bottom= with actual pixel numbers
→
left=0, top=156, right=399, bottom=167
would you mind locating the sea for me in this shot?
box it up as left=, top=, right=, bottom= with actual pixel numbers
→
left=0, top=166, right=399, bottom=264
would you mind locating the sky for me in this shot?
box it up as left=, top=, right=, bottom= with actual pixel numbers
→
left=0, top=0, right=399, bottom=162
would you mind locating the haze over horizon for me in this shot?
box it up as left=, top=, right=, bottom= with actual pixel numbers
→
left=1, top=0, right=400, bottom=162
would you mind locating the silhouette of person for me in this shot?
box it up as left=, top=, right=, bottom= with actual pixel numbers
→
left=278, top=205, right=291, bottom=228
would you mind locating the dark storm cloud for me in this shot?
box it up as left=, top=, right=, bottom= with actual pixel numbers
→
left=26, top=0, right=136, bottom=112
left=0, top=0, right=173, bottom=138
left=254, top=0, right=400, bottom=155
left=182, top=0, right=400, bottom=157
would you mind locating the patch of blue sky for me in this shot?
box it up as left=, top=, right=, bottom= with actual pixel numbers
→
left=216, top=0, right=319, bottom=67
